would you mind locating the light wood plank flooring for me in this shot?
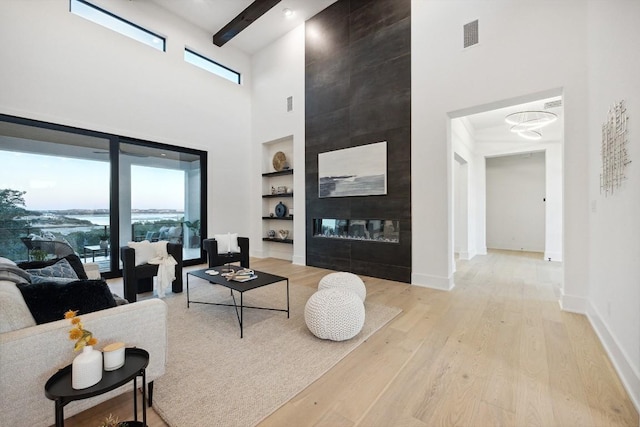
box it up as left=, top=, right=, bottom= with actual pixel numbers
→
left=59, top=250, right=638, bottom=426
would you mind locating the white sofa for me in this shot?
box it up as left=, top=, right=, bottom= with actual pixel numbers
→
left=0, top=260, right=168, bottom=426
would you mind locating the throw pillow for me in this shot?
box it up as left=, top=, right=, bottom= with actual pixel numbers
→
left=17, top=254, right=89, bottom=280
left=214, top=233, right=240, bottom=254
left=127, top=240, right=157, bottom=266
left=24, top=258, right=79, bottom=280
left=29, top=275, right=76, bottom=285
left=17, top=280, right=117, bottom=325
left=112, top=293, right=129, bottom=305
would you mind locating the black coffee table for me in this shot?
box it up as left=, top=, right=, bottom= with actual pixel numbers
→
left=44, top=347, right=149, bottom=427
left=187, top=266, right=289, bottom=338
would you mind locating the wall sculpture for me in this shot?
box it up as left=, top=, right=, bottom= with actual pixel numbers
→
left=601, top=100, right=631, bottom=196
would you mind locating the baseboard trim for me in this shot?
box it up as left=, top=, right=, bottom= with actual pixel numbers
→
left=586, top=302, right=640, bottom=413
left=559, top=292, right=588, bottom=313
left=411, top=272, right=454, bottom=291
left=251, top=250, right=266, bottom=259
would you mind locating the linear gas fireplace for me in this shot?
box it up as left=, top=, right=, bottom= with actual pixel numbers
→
left=313, top=218, right=400, bottom=243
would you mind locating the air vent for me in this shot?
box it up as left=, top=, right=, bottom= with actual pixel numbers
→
left=544, top=99, right=562, bottom=109
left=463, top=20, right=479, bottom=48
left=286, top=96, right=293, bottom=112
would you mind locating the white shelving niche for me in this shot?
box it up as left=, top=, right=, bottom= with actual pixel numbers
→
left=261, top=136, right=294, bottom=261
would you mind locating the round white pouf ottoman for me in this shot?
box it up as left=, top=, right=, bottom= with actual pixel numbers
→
left=305, top=288, right=365, bottom=341
left=318, top=272, right=366, bottom=302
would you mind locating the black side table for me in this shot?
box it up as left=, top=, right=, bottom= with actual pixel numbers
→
left=45, top=348, right=149, bottom=427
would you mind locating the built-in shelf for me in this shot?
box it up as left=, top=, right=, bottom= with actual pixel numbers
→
left=261, top=142, right=294, bottom=258
left=262, top=193, right=293, bottom=198
left=262, top=169, right=293, bottom=177
left=262, top=237, right=293, bottom=244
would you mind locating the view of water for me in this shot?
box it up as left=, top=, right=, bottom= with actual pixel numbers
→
left=34, top=213, right=184, bottom=235
left=67, top=213, right=184, bottom=226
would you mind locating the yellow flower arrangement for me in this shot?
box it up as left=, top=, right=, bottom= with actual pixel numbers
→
left=65, top=310, right=98, bottom=351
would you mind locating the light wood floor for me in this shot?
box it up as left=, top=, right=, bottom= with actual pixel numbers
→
left=60, top=250, right=638, bottom=427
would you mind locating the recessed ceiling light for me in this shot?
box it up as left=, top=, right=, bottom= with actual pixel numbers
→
left=283, top=8, right=294, bottom=18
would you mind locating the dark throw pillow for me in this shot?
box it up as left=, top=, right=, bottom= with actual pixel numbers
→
left=17, top=280, right=117, bottom=324
left=17, top=254, right=89, bottom=280
left=24, top=258, right=78, bottom=280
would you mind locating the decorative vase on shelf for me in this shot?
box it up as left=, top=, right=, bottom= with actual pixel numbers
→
left=275, top=201, right=287, bottom=218
left=72, top=345, right=103, bottom=389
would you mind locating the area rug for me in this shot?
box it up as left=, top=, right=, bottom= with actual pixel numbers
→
left=152, top=275, right=401, bottom=427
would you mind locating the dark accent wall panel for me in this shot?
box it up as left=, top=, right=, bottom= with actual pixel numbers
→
left=305, top=0, right=411, bottom=283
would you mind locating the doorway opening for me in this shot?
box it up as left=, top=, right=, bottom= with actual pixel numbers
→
left=449, top=91, right=564, bottom=290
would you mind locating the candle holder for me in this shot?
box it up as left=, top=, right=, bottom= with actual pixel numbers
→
left=103, top=342, right=125, bottom=371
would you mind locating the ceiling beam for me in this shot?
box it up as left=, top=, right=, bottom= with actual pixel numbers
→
left=212, top=0, right=282, bottom=47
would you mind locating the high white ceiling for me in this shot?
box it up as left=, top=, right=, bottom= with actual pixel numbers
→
left=464, top=96, right=564, bottom=144
left=145, top=1, right=563, bottom=148
left=147, top=0, right=337, bottom=55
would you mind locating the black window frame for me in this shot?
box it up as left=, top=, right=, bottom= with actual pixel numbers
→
left=0, top=113, right=207, bottom=278
left=184, top=48, right=241, bottom=85
left=70, top=0, right=167, bottom=52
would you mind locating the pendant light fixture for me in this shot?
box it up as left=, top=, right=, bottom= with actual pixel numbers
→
left=505, top=110, right=557, bottom=140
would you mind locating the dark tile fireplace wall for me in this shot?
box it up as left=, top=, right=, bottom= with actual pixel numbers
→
left=305, top=0, right=411, bottom=283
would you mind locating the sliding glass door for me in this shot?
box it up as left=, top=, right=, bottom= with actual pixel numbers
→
left=0, top=114, right=207, bottom=277
left=0, top=119, right=112, bottom=269
left=118, top=141, right=203, bottom=265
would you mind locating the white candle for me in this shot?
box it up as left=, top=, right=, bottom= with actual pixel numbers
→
left=103, top=342, right=125, bottom=371
left=227, top=232, right=232, bottom=253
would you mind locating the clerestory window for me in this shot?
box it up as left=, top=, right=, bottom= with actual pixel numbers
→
left=70, top=0, right=166, bottom=52
left=184, top=49, right=241, bottom=84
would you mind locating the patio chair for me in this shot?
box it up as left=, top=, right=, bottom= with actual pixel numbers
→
left=145, top=231, right=160, bottom=242
left=21, top=236, right=75, bottom=259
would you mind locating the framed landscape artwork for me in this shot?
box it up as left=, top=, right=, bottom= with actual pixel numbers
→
left=318, top=141, right=387, bottom=198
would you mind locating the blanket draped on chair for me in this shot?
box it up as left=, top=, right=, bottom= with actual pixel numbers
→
left=148, top=242, right=177, bottom=298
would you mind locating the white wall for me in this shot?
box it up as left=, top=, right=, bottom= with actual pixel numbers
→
left=543, top=142, right=563, bottom=261
left=452, top=118, right=481, bottom=260
left=485, top=152, right=546, bottom=252
left=587, top=0, right=640, bottom=410
left=453, top=156, right=468, bottom=259
left=0, top=0, right=253, bottom=236
left=412, top=1, right=589, bottom=301
left=250, top=25, right=306, bottom=265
